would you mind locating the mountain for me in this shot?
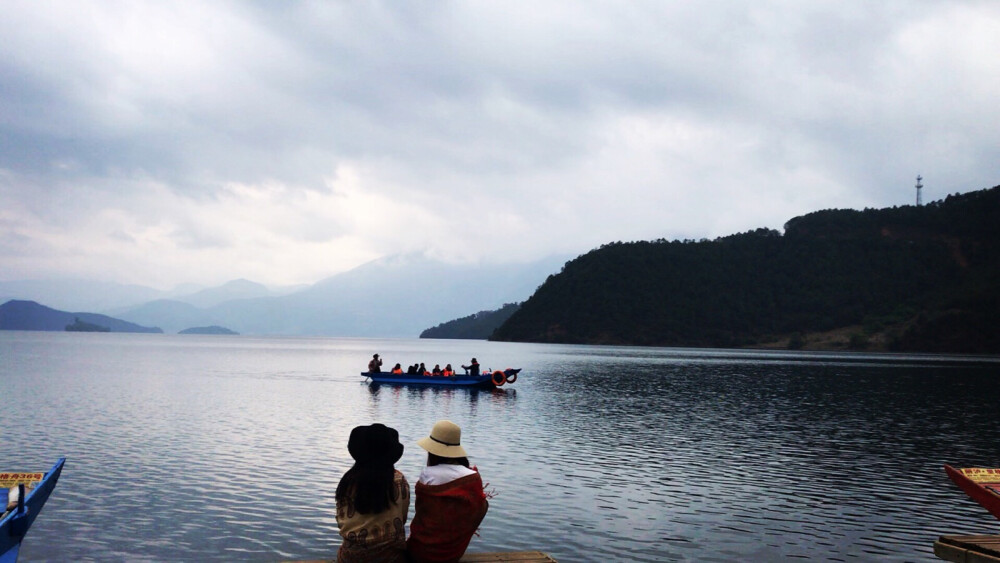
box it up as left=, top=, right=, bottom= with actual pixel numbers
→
left=174, top=279, right=273, bottom=308
left=0, top=279, right=172, bottom=312
left=491, top=185, right=1000, bottom=354
left=108, top=254, right=570, bottom=337
left=420, top=303, right=521, bottom=339
left=109, top=299, right=221, bottom=334
left=0, top=300, right=163, bottom=333
left=0, top=278, right=300, bottom=320
left=205, top=254, right=568, bottom=336
left=101, top=279, right=290, bottom=332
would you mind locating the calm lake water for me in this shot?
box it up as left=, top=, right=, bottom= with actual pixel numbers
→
left=2, top=331, right=999, bottom=562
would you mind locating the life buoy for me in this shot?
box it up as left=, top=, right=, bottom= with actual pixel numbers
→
left=491, top=370, right=506, bottom=386
left=505, top=369, right=518, bottom=384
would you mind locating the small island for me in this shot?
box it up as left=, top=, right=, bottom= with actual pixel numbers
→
left=178, top=326, right=239, bottom=335
left=65, top=317, right=110, bottom=332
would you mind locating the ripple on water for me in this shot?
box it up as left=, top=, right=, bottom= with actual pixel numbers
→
left=2, top=334, right=999, bottom=561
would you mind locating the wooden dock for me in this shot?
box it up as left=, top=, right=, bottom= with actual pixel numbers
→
left=292, top=551, right=556, bottom=563
left=935, top=535, right=1000, bottom=562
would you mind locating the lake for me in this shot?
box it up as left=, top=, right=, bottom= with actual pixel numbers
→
left=2, top=331, right=999, bottom=562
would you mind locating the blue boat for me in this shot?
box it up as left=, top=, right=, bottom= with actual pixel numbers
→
left=363, top=368, right=520, bottom=388
left=0, top=458, right=65, bottom=563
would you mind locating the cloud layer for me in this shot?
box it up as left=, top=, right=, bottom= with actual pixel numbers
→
left=2, top=1, right=998, bottom=287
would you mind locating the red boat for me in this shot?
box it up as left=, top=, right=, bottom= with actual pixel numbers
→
left=945, top=464, right=1000, bottom=520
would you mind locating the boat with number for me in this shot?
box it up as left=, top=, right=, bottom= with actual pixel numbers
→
left=1, top=458, right=66, bottom=563
left=363, top=368, right=520, bottom=388
left=944, top=464, right=1000, bottom=520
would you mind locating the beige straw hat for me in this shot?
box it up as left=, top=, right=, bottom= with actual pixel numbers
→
left=416, top=419, right=468, bottom=458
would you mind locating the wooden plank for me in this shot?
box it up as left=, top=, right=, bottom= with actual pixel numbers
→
left=941, top=536, right=1000, bottom=556
left=935, top=540, right=971, bottom=563
left=937, top=535, right=1000, bottom=563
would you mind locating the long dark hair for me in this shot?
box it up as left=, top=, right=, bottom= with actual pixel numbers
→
left=336, top=461, right=399, bottom=515
left=427, top=453, right=470, bottom=468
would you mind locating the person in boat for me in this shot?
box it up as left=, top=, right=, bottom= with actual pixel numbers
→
left=391, top=363, right=403, bottom=374
left=408, top=420, right=489, bottom=563
left=431, top=364, right=442, bottom=376
left=335, top=423, right=410, bottom=563
left=419, top=362, right=429, bottom=376
left=461, top=358, right=480, bottom=377
left=368, top=354, right=383, bottom=373
left=406, top=364, right=418, bottom=375
left=442, top=364, right=454, bottom=377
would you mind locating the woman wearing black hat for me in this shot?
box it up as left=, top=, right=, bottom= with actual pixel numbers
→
left=335, top=423, right=409, bottom=563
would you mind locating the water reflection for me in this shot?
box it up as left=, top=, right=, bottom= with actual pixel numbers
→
left=519, top=355, right=1000, bottom=561
left=366, top=381, right=517, bottom=401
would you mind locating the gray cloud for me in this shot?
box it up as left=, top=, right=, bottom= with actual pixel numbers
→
left=1, top=0, right=997, bottom=286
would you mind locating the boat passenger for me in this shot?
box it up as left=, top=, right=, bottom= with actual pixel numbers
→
left=368, top=354, right=383, bottom=373
left=406, top=364, right=418, bottom=375
left=442, top=364, right=454, bottom=377
left=336, top=423, right=409, bottom=563
left=419, top=363, right=429, bottom=376
left=461, top=358, right=480, bottom=377
left=408, top=420, right=489, bottom=563
left=431, top=364, right=442, bottom=376
left=391, top=363, right=403, bottom=374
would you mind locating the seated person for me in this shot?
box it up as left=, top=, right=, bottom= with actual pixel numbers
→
left=461, top=358, right=480, bottom=376
left=442, top=364, right=454, bottom=377
left=408, top=420, right=489, bottom=562
left=336, top=424, right=409, bottom=563
left=391, top=363, right=403, bottom=374
left=431, top=364, right=442, bottom=376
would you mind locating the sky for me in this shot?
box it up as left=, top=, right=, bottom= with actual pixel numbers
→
left=2, top=1, right=998, bottom=289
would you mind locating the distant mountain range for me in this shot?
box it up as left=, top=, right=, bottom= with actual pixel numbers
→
left=0, top=254, right=569, bottom=336
left=0, top=301, right=162, bottom=333
left=0, top=278, right=306, bottom=313
left=5, top=184, right=999, bottom=354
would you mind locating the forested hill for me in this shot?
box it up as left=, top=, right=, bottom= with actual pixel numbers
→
left=420, top=303, right=520, bottom=339
left=491, top=185, right=1000, bottom=354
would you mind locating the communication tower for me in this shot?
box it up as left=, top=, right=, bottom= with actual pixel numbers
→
left=915, top=175, right=923, bottom=206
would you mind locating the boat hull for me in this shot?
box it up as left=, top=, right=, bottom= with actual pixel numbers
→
left=363, top=372, right=496, bottom=388
left=945, top=464, right=1000, bottom=520
left=0, top=458, right=66, bottom=563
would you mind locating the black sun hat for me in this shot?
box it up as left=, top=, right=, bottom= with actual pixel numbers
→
left=348, top=423, right=404, bottom=464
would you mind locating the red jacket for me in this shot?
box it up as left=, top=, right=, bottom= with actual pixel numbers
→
left=407, top=471, right=489, bottom=562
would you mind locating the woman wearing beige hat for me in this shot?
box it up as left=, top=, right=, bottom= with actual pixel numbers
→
left=407, top=420, right=489, bottom=563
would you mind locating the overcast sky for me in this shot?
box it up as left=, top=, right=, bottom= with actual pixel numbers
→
left=2, top=1, right=998, bottom=289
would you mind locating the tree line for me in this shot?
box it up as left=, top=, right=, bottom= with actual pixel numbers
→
left=420, top=303, right=521, bottom=339
left=490, top=185, right=1000, bottom=353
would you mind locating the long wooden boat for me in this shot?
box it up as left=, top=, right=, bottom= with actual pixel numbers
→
left=1, top=457, right=65, bottom=563
left=363, top=368, right=520, bottom=388
left=945, top=464, right=1000, bottom=520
